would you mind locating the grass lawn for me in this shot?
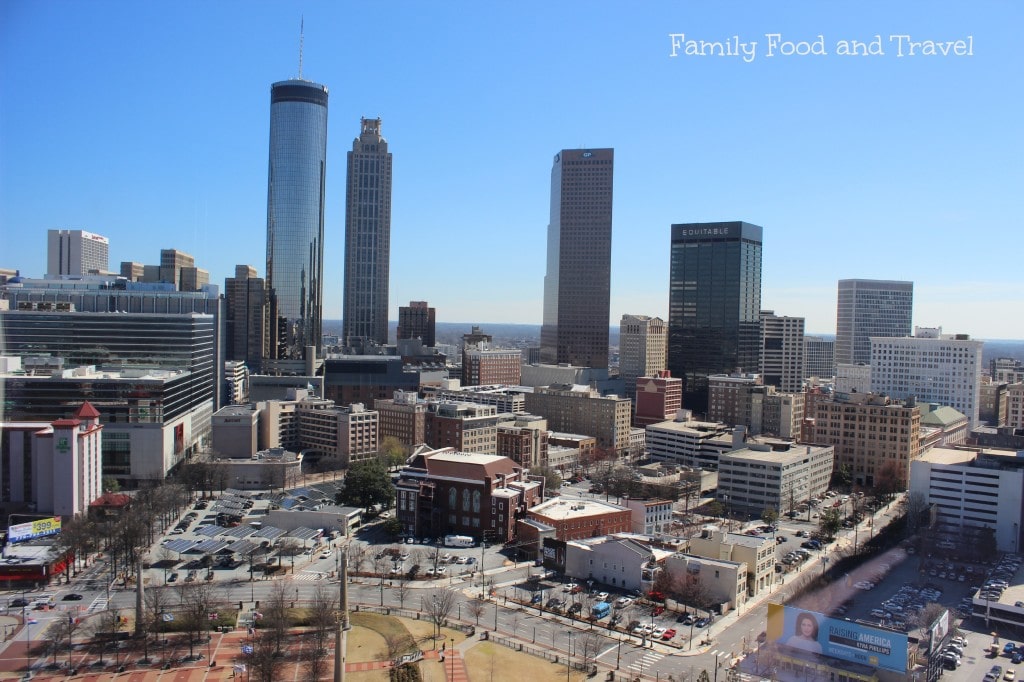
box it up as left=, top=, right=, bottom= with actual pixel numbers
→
left=463, top=642, right=590, bottom=682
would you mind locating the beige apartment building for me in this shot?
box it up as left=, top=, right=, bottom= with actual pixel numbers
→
left=524, top=384, right=632, bottom=457
left=687, top=527, right=775, bottom=597
left=619, top=314, right=667, bottom=400
left=811, top=391, right=921, bottom=488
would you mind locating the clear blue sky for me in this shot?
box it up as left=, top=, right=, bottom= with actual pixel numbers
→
left=2, top=1, right=1021, bottom=338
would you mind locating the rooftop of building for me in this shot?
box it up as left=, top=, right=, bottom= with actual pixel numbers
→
left=920, top=404, right=969, bottom=427
left=0, top=358, right=189, bottom=382
left=528, top=497, right=627, bottom=520
left=721, top=443, right=831, bottom=465
left=917, top=447, right=982, bottom=466
left=646, top=417, right=732, bottom=435
left=669, top=552, right=745, bottom=570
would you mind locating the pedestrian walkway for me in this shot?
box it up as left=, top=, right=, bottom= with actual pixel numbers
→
left=443, top=648, right=470, bottom=682
left=289, top=571, right=327, bottom=582
left=625, top=650, right=663, bottom=674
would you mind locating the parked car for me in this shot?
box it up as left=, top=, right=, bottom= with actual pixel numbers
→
left=615, top=597, right=633, bottom=608
left=62, top=593, right=84, bottom=601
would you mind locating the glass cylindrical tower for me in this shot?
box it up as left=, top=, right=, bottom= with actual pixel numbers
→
left=265, top=79, right=328, bottom=364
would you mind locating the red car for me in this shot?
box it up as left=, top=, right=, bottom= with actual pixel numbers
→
left=652, top=606, right=665, bottom=616
left=662, top=629, right=676, bottom=640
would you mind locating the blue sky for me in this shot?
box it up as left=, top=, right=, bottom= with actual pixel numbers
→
left=1, top=1, right=1021, bottom=338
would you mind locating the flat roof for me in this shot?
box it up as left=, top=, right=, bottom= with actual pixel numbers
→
left=530, top=498, right=626, bottom=521
left=917, top=447, right=977, bottom=466
left=646, top=419, right=731, bottom=435
left=722, top=445, right=829, bottom=465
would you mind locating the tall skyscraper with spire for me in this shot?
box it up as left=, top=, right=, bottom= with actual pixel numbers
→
left=264, top=77, right=328, bottom=368
left=540, top=148, right=614, bottom=369
left=342, top=117, right=393, bottom=348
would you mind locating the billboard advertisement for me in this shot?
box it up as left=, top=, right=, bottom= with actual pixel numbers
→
left=8, top=517, right=62, bottom=543
left=927, top=609, right=951, bottom=654
left=767, top=604, right=909, bottom=673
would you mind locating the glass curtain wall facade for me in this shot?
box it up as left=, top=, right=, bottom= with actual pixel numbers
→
left=835, top=279, right=913, bottom=366
left=342, top=118, right=393, bottom=348
left=540, top=148, right=614, bottom=369
left=265, top=79, right=328, bottom=363
left=0, top=310, right=216, bottom=403
left=668, top=221, right=763, bottom=414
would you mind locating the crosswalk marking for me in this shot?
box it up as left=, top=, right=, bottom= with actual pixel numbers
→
left=626, top=651, right=663, bottom=672
left=86, top=597, right=108, bottom=613
left=291, top=572, right=327, bottom=582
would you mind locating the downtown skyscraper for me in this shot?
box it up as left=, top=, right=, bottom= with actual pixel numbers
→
left=667, top=221, right=763, bottom=414
left=342, top=117, right=393, bottom=348
left=540, top=148, right=614, bottom=369
left=264, top=78, right=328, bottom=368
left=835, top=279, right=913, bottom=366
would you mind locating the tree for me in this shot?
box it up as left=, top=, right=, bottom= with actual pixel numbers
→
left=761, top=508, right=779, bottom=527
left=143, top=586, right=174, bottom=663
left=378, top=436, right=408, bottom=470
left=336, top=460, right=395, bottom=511
left=424, top=589, right=458, bottom=643
left=382, top=516, right=403, bottom=536
left=466, top=597, right=487, bottom=625
left=651, top=568, right=676, bottom=600
left=249, top=631, right=284, bottom=682
left=704, top=500, right=724, bottom=519
left=307, top=584, right=337, bottom=654
left=830, top=462, right=852, bottom=491
left=904, top=491, right=931, bottom=536
left=697, top=669, right=711, bottom=682
left=818, top=508, right=842, bottom=541
left=529, top=465, right=563, bottom=494
left=872, top=461, right=906, bottom=504
left=263, top=581, right=290, bottom=656
left=45, top=614, right=79, bottom=667
left=176, top=582, right=222, bottom=657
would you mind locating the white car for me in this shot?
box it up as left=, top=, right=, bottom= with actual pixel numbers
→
left=455, top=556, right=469, bottom=564
left=652, top=627, right=667, bottom=638
left=563, top=583, right=578, bottom=593
left=615, top=597, right=633, bottom=608
left=595, top=592, right=609, bottom=601
left=435, top=566, right=447, bottom=575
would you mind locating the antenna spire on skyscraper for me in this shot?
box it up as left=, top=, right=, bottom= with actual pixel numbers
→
left=298, top=16, right=304, bottom=79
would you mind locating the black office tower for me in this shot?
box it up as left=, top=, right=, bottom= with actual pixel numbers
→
left=667, top=221, right=763, bottom=414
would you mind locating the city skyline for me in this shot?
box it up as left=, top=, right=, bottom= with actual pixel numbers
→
left=1, top=3, right=1022, bottom=339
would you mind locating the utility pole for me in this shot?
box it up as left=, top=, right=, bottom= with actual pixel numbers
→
left=135, top=558, right=145, bottom=636
left=334, top=549, right=350, bottom=682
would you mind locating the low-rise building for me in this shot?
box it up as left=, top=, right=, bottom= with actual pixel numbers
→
left=919, top=403, right=969, bottom=446
left=624, top=499, right=674, bottom=536
left=563, top=536, right=656, bottom=593
left=909, top=447, right=1024, bottom=553
left=663, top=552, right=748, bottom=613
left=0, top=402, right=103, bottom=518
left=496, top=414, right=549, bottom=469
left=717, top=442, right=834, bottom=516
left=521, top=498, right=631, bottom=547
left=394, top=448, right=542, bottom=543
left=687, top=527, right=775, bottom=597
left=645, top=411, right=738, bottom=469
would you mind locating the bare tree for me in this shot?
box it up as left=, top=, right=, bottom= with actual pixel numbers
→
left=249, top=631, right=284, bottom=682
left=345, top=543, right=369, bottom=573
left=45, top=614, right=79, bottom=667
left=307, top=583, right=338, bottom=655
left=394, top=570, right=412, bottom=608
left=302, top=641, right=329, bottom=682
left=263, top=580, right=290, bottom=656
left=466, top=597, right=487, bottom=625
left=578, top=631, right=604, bottom=668
left=176, top=581, right=222, bottom=657
left=424, top=589, right=458, bottom=642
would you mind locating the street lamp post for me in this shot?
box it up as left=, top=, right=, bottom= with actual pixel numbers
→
left=566, top=630, right=573, bottom=682
left=450, top=637, right=455, bottom=681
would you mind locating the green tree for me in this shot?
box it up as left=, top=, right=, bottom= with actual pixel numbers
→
left=336, top=460, right=395, bottom=511
left=382, top=516, right=403, bottom=536
left=830, top=462, right=852, bottom=491
left=102, top=476, right=121, bottom=493
left=528, top=465, right=562, bottom=494
left=378, top=436, right=408, bottom=470
left=761, top=508, right=779, bottom=527
left=704, top=500, right=724, bottom=519
left=818, top=507, right=842, bottom=541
